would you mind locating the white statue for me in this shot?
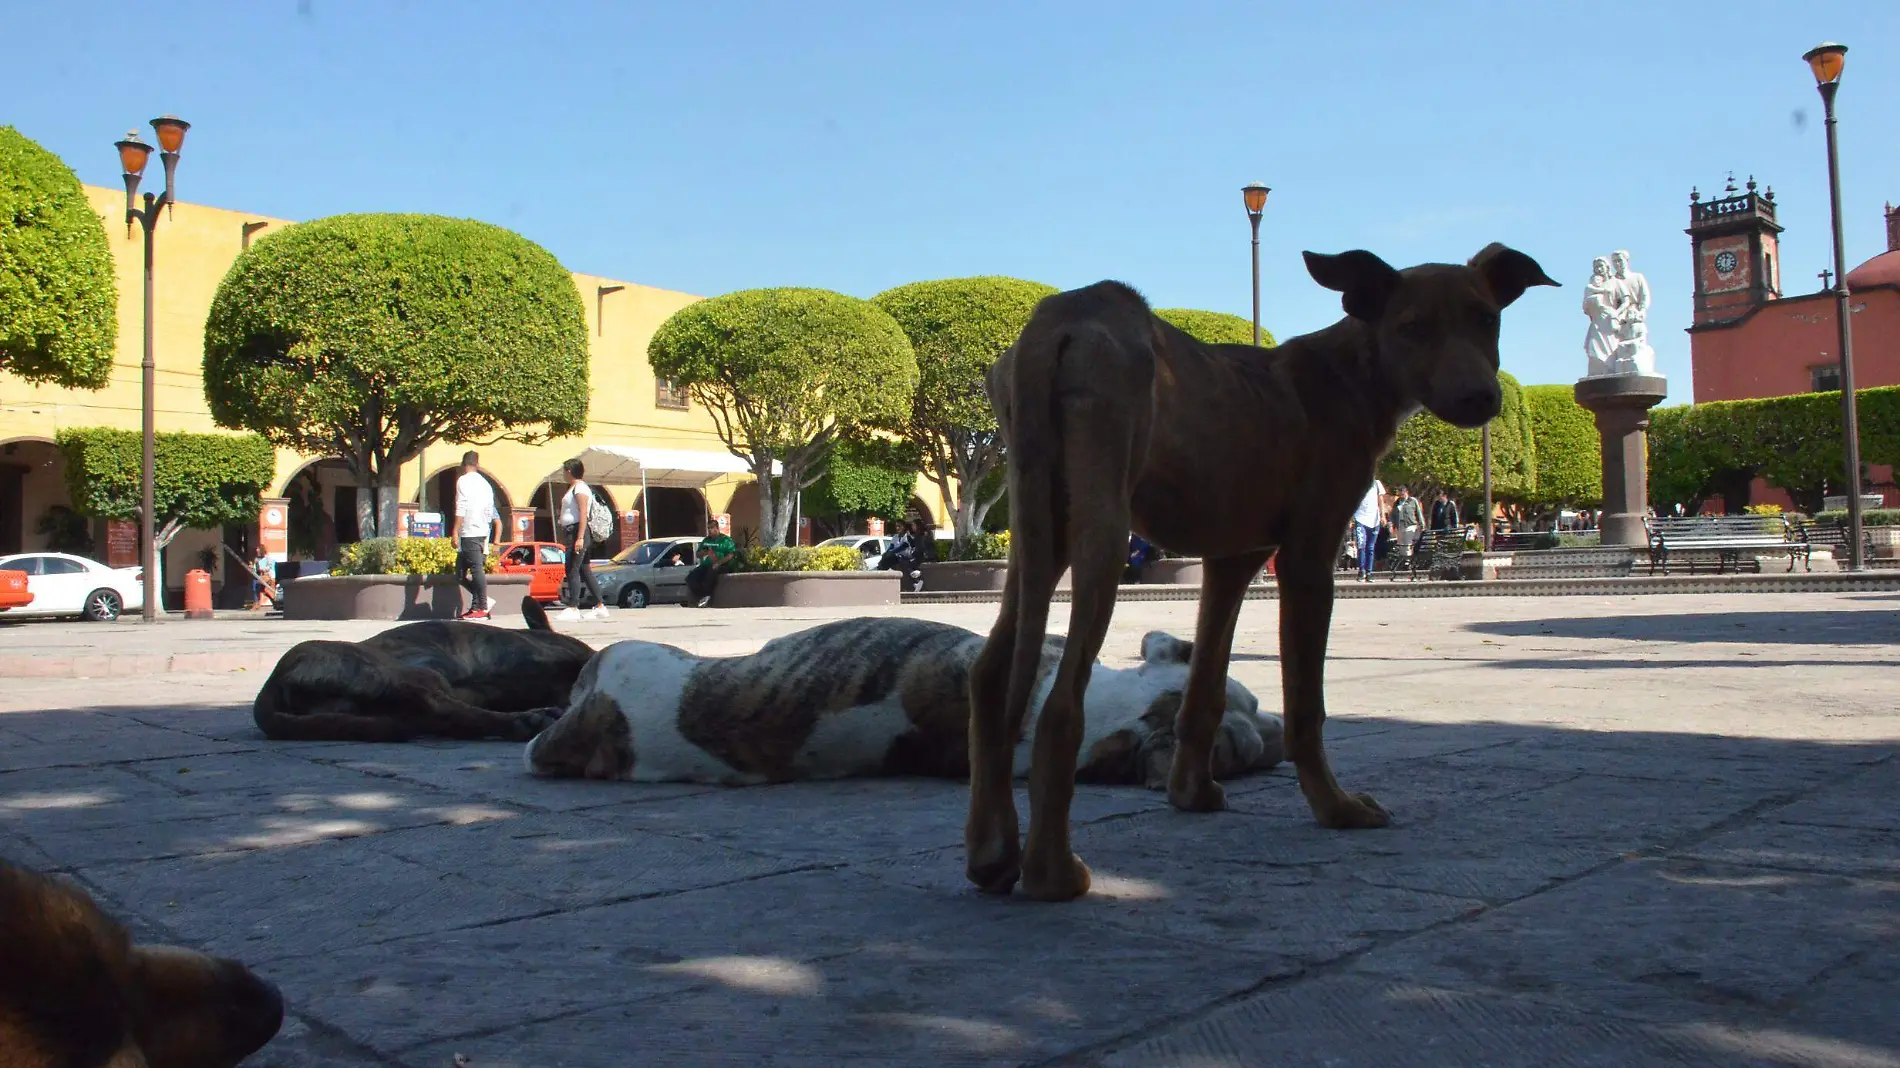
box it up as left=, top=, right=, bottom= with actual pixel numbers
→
left=1582, top=249, right=1659, bottom=377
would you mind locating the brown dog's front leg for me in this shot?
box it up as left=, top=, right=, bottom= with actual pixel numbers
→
left=1275, top=547, right=1390, bottom=830
left=1165, top=551, right=1268, bottom=812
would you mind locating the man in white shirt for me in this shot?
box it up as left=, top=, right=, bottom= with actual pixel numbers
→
left=1350, top=477, right=1386, bottom=582
left=451, top=450, right=501, bottom=620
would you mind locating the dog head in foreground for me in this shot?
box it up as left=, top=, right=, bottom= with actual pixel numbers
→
left=0, top=858, right=283, bottom=1068
left=1303, top=243, right=1559, bottom=428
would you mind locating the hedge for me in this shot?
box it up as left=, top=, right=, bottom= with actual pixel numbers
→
left=1523, top=384, right=1602, bottom=509
left=330, top=537, right=500, bottom=576
left=1647, top=386, right=1900, bottom=513
left=948, top=530, right=1010, bottom=561
left=0, top=127, right=117, bottom=389
left=56, top=428, right=275, bottom=530
left=731, top=545, right=864, bottom=573
left=1380, top=372, right=1533, bottom=501
left=1155, top=308, right=1277, bottom=347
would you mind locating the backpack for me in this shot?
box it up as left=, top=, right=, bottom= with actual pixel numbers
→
left=586, top=495, right=614, bottom=543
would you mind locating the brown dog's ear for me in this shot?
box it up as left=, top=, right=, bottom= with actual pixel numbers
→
left=1304, top=250, right=1403, bottom=322
left=523, top=596, right=550, bottom=631
left=1469, top=243, right=1560, bottom=308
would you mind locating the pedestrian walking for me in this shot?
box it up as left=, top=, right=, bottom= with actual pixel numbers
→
left=1429, top=489, right=1460, bottom=532
left=1125, top=533, right=1160, bottom=583
left=1351, top=477, right=1386, bottom=582
left=556, top=458, right=609, bottom=621
left=687, top=519, right=738, bottom=607
left=450, top=451, right=500, bottom=620
left=1389, top=485, right=1424, bottom=568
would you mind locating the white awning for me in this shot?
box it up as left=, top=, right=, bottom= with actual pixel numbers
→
left=570, top=445, right=778, bottom=489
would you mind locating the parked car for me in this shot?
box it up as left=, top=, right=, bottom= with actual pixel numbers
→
left=591, top=537, right=703, bottom=608
left=0, top=569, right=32, bottom=612
left=495, top=540, right=568, bottom=603
left=815, top=534, right=891, bottom=570
left=0, top=552, right=144, bottom=622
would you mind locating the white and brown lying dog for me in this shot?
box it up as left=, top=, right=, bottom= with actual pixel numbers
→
left=523, top=617, right=1281, bottom=785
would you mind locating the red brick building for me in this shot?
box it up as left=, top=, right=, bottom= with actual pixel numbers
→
left=1686, top=178, right=1900, bottom=505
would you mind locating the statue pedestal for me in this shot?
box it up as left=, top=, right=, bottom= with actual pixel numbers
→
left=1574, top=374, right=1668, bottom=548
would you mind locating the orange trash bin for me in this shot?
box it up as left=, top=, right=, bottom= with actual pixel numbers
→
left=183, top=569, right=214, bottom=619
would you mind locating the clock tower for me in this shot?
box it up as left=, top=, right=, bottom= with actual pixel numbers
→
left=1687, top=174, right=1784, bottom=327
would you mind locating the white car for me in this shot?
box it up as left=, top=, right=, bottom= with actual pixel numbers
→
left=0, top=552, right=145, bottom=622
left=815, top=535, right=892, bottom=570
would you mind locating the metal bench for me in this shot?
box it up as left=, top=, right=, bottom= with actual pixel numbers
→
left=1645, top=515, right=1798, bottom=575
left=1388, top=528, right=1466, bottom=581
left=1788, top=517, right=1873, bottom=570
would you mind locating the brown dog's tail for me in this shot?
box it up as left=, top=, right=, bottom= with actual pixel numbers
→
left=523, top=596, right=553, bottom=631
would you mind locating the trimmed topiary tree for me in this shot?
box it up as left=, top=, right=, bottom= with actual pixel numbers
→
left=870, top=276, right=1055, bottom=546
left=1523, top=384, right=1602, bottom=517
left=804, top=433, right=922, bottom=535
left=648, top=288, right=917, bottom=547
left=1380, top=371, right=1534, bottom=506
left=203, top=213, right=589, bottom=539
left=56, top=428, right=275, bottom=594
left=0, top=127, right=117, bottom=389
left=1154, top=307, right=1276, bottom=347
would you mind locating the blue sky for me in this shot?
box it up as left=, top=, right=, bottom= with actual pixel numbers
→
left=11, top=1, right=1897, bottom=393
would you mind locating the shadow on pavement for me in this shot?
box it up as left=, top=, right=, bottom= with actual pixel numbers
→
left=1469, top=609, right=1900, bottom=646
left=0, top=699, right=1895, bottom=1067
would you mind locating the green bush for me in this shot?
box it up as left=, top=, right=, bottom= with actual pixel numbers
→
left=57, top=428, right=275, bottom=530
left=1815, top=508, right=1900, bottom=527
left=329, top=537, right=499, bottom=576
left=1647, top=386, right=1900, bottom=514
left=1155, top=307, right=1276, bottom=347
left=650, top=287, right=917, bottom=547
left=731, top=545, right=865, bottom=573
left=1522, top=384, right=1601, bottom=509
left=949, top=530, right=1010, bottom=561
left=1380, top=372, right=1533, bottom=501
left=204, top=213, right=589, bottom=537
left=0, top=127, right=116, bottom=389
left=871, top=276, right=1057, bottom=543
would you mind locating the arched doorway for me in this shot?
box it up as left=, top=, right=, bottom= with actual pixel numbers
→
left=638, top=487, right=708, bottom=538
left=279, top=458, right=355, bottom=561
left=425, top=465, right=514, bottom=540
left=0, top=437, right=71, bottom=556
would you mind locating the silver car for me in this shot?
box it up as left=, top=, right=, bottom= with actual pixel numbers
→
left=591, top=537, right=703, bottom=608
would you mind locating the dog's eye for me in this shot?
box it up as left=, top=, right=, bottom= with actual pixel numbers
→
left=1396, top=320, right=1431, bottom=342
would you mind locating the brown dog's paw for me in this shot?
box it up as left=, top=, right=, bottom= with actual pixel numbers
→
left=508, top=711, right=559, bottom=742
left=1314, top=791, right=1391, bottom=830
left=1020, top=850, right=1092, bottom=903
left=1166, top=771, right=1227, bottom=813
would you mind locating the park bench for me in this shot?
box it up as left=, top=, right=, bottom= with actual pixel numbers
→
left=1390, top=528, right=1467, bottom=581
left=1489, top=531, right=1543, bottom=552
left=1645, top=514, right=1798, bottom=576
left=1787, top=516, right=1874, bottom=570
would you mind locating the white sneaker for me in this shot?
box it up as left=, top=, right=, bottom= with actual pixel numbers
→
left=587, top=605, right=611, bottom=620
left=556, top=606, right=583, bottom=621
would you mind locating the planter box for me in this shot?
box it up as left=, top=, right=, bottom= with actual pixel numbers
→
left=1869, top=528, right=1900, bottom=560
left=917, top=561, right=1074, bottom=593
left=284, top=573, right=531, bottom=621
left=713, top=570, right=901, bottom=609
left=1143, top=558, right=1203, bottom=585
left=1457, top=551, right=1514, bottom=581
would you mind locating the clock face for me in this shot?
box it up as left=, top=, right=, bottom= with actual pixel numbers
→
left=1714, top=250, right=1738, bottom=276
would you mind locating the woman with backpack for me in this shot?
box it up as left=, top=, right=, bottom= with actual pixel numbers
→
left=557, top=458, right=610, bottom=621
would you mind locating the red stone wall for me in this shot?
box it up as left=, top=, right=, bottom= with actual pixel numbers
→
left=1690, top=287, right=1900, bottom=403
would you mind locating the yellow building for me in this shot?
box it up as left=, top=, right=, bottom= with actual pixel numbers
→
left=0, top=187, right=941, bottom=604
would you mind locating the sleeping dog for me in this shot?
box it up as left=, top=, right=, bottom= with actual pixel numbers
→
left=0, top=857, right=283, bottom=1068
left=253, top=597, right=592, bottom=742
left=523, top=617, right=1281, bottom=785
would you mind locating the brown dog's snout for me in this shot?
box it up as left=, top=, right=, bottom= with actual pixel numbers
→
left=1433, top=385, right=1501, bottom=428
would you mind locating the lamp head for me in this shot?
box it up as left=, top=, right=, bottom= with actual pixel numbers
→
left=115, top=132, right=153, bottom=176
left=1802, top=43, right=1846, bottom=86
left=1242, top=182, right=1270, bottom=217
left=150, top=115, right=190, bottom=153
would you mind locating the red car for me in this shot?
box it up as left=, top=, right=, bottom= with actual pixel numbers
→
left=495, top=541, right=567, bottom=604
left=0, top=569, right=31, bottom=613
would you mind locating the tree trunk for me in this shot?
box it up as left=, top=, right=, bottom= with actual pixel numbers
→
left=354, top=468, right=405, bottom=538
left=754, top=464, right=785, bottom=548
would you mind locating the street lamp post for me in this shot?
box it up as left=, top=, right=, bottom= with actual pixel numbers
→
left=1803, top=43, right=1863, bottom=571
left=114, top=115, right=189, bottom=621
left=1481, top=424, right=1493, bottom=551
left=1242, top=183, right=1270, bottom=346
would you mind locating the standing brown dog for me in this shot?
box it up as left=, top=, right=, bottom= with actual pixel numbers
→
left=966, top=244, right=1559, bottom=900
left=0, top=857, right=284, bottom=1067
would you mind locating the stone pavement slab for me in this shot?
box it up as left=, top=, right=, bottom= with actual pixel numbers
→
left=1, top=591, right=1896, bottom=1066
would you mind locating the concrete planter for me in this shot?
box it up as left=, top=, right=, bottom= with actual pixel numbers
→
left=917, top=561, right=1074, bottom=592
left=713, top=570, right=901, bottom=609
left=1868, top=527, right=1900, bottom=559
left=283, top=573, right=531, bottom=621
left=1457, top=551, right=1514, bottom=581
left=1143, top=558, right=1203, bottom=585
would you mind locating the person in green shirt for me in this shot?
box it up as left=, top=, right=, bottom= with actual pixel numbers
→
left=688, top=521, right=737, bottom=607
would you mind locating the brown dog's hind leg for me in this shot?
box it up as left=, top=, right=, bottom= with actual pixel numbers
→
left=966, top=568, right=1028, bottom=894
left=1274, top=540, right=1390, bottom=829
left=1165, top=550, right=1271, bottom=813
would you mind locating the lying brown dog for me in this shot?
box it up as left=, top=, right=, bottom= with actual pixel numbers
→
left=0, top=857, right=283, bottom=1068
left=968, top=244, right=1559, bottom=899
left=253, top=597, right=592, bottom=742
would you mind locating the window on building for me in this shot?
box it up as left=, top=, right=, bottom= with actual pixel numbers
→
left=655, top=378, right=690, bottom=410
left=1810, top=364, right=1842, bottom=393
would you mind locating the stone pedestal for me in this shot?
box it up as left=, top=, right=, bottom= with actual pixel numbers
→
left=1574, top=374, right=1669, bottom=548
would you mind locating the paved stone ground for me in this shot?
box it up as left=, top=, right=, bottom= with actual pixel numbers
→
left=2, top=592, right=1896, bottom=1067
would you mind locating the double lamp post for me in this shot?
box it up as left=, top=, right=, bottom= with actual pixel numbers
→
left=113, top=116, right=190, bottom=622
